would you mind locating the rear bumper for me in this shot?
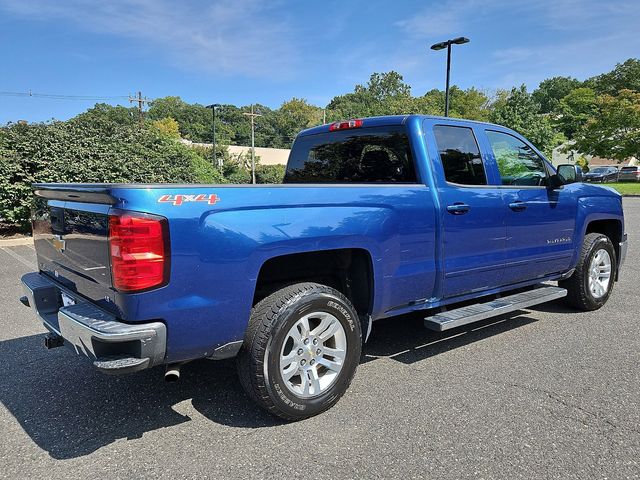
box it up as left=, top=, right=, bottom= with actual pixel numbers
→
left=20, top=272, right=166, bottom=374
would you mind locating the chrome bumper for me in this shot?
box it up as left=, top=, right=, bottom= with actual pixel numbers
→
left=20, top=272, right=166, bottom=374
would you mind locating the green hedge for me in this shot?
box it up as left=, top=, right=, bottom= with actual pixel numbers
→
left=0, top=113, right=286, bottom=232
left=0, top=116, right=224, bottom=230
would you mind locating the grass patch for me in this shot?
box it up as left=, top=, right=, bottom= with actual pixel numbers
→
left=606, top=182, right=640, bottom=195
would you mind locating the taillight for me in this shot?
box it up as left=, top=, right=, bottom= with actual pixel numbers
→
left=109, top=213, right=169, bottom=292
left=329, top=119, right=363, bottom=131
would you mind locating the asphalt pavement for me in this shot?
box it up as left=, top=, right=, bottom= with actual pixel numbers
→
left=1, top=200, right=639, bottom=480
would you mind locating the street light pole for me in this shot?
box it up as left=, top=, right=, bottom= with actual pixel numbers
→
left=430, top=37, right=470, bottom=117
left=206, top=103, right=221, bottom=168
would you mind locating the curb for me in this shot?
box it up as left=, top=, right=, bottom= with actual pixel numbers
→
left=621, top=194, right=640, bottom=197
left=0, top=237, right=34, bottom=247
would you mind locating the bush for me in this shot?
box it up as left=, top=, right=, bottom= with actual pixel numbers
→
left=256, top=164, right=285, bottom=184
left=0, top=113, right=220, bottom=230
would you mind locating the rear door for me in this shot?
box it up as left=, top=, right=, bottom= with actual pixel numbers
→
left=481, top=129, right=577, bottom=283
left=424, top=121, right=506, bottom=298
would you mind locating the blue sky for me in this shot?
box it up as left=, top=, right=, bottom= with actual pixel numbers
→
left=1, top=0, right=639, bottom=123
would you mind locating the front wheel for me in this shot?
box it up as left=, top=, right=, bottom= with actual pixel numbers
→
left=237, top=283, right=362, bottom=420
left=560, top=233, right=616, bottom=311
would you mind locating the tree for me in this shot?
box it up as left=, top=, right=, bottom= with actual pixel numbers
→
left=150, top=117, right=180, bottom=139
left=147, top=96, right=217, bottom=142
left=328, top=71, right=413, bottom=119
left=449, top=87, right=491, bottom=121
left=357, top=71, right=411, bottom=100
left=411, top=87, right=491, bottom=120
left=490, top=85, right=559, bottom=156
left=556, top=87, right=598, bottom=138
left=572, top=89, right=640, bottom=162
left=268, top=98, right=322, bottom=148
left=532, top=76, right=582, bottom=114
left=575, top=155, right=589, bottom=173
left=588, top=58, right=640, bottom=95
left=73, top=103, right=138, bottom=126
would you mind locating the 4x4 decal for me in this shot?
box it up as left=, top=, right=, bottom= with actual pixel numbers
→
left=158, top=194, right=220, bottom=206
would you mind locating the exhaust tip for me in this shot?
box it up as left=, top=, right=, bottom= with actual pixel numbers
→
left=164, top=364, right=181, bottom=382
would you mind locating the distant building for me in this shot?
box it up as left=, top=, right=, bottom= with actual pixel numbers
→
left=179, top=139, right=290, bottom=166
left=551, top=142, right=637, bottom=169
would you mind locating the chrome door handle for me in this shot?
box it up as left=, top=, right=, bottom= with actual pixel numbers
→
left=509, top=201, right=527, bottom=211
left=446, top=203, right=470, bottom=215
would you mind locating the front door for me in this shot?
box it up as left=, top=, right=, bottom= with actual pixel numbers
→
left=482, top=129, right=577, bottom=283
left=426, top=123, right=507, bottom=298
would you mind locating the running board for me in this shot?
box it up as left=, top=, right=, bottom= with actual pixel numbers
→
left=424, top=286, right=567, bottom=332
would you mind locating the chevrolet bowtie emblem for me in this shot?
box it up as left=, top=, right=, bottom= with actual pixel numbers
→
left=52, top=235, right=66, bottom=253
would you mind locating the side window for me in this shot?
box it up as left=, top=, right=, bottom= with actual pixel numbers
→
left=486, top=131, right=548, bottom=186
left=433, top=125, right=487, bottom=186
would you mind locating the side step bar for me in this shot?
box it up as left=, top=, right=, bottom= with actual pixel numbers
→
left=424, top=286, right=567, bottom=332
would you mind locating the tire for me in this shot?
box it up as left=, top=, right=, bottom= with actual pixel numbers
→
left=237, top=282, right=362, bottom=420
left=560, top=233, right=616, bottom=311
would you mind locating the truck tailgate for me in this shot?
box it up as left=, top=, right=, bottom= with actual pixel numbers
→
left=32, top=186, right=115, bottom=316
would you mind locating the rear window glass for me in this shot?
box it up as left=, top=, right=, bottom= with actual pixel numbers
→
left=621, top=167, right=638, bottom=171
left=284, top=126, right=417, bottom=183
left=433, top=125, right=487, bottom=186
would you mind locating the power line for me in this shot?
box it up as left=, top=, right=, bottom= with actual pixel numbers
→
left=0, top=90, right=132, bottom=101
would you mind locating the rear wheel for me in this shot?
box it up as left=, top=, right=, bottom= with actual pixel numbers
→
left=560, top=233, right=616, bottom=311
left=237, top=282, right=362, bottom=420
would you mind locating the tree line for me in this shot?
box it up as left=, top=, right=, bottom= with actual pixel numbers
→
left=1, top=58, right=638, bottom=232
left=146, top=58, right=640, bottom=161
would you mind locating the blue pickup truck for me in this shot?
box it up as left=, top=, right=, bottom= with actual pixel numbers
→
left=20, top=115, right=627, bottom=420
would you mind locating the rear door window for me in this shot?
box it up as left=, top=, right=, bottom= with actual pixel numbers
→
left=433, top=125, right=487, bottom=186
left=284, top=126, right=416, bottom=183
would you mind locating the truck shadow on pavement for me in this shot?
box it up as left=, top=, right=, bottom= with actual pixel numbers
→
left=0, top=310, right=538, bottom=460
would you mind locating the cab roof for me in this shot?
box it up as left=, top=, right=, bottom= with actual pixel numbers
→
left=297, top=114, right=506, bottom=137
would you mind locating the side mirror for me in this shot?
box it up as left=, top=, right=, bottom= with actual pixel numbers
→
left=553, top=164, right=583, bottom=187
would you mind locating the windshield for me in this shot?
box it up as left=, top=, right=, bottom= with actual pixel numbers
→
left=590, top=168, right=609, bottom=173
left=285, top=126, right=417, bottom=184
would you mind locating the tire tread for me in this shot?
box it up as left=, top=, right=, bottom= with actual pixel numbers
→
left=237, top=282, right=358, bottom=420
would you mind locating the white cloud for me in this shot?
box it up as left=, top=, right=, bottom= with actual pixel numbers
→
left=395, top=0, right=480, bottom=39
left=0, top=0, right=297, bottom=78
left=395, top=0, right=640, bottom=89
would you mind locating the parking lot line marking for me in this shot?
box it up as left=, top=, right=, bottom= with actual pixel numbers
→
left=0, top=247, right=36, bottom=270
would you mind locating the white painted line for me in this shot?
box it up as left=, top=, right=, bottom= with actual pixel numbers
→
left=0, top=237, right=34, bottom=247
left=0, top=247, right=36, bottom=270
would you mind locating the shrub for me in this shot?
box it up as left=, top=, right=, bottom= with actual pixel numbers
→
left=0, top=116, right=219, bottom=230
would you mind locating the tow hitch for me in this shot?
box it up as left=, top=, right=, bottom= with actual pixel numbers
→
left=44, top=333, right=64, bottom=349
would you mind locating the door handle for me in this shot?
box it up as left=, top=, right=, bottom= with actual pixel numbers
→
left=446, top=203, right=470, bottom=215
left=509, top=201, right=527, bottom=211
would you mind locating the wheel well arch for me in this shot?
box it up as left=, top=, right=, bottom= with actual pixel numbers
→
left=253, top=248, right=374, bottom=318
left=584, top=218, right=623, bottom=265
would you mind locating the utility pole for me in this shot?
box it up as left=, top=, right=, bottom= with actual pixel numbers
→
left=128, top=91, right=149, bottom=127
left=243, top=105, right=262, bottom=184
